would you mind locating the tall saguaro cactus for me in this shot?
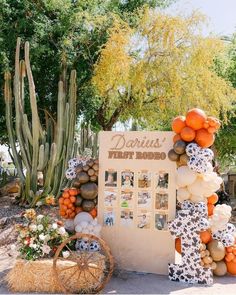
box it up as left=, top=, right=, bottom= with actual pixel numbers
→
left=4, top=38, right=77, bottom=206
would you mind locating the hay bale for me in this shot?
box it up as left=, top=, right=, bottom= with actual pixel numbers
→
left=6, top=253, right=105, bottom=293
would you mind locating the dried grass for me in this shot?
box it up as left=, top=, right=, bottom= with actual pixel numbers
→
left=6, top=253, right=105, bottom=293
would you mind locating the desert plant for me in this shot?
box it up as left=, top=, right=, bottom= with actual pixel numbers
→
left=4, top=38, right=77, bottom=206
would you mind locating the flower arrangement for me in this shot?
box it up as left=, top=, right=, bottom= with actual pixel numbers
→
left=16, top=209, right=68, bottom=260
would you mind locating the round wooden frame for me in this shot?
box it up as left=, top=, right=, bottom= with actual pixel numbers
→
left=53, top=233, right=114, bottom=294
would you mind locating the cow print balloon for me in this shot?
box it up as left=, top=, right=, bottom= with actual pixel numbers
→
left=68, top=158, right=79, bottom=168
left=65, top=168, right=76, bottom=180
left=187, top=156, right=208, bottom=173
left=186, top=143, right=200, bottom=157
left=198, top=149, right=214, bottom=161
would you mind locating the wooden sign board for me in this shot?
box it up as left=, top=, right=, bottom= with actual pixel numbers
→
left=98, top=131, right=176, bottom=274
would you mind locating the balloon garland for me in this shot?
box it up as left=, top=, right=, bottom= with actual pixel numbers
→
left=168, top=108, right=236, bottom=284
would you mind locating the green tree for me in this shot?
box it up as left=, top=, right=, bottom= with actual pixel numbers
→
left=92, top=10, right=236, bottom=130
left=214, top=35, right=236, bottom=168
left=0, top=0, right=176, bottom=143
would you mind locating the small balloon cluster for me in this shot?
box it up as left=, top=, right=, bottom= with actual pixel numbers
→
left=58, top=156, right=102, bottom=247
left=169, top=108, right=236, bottom=277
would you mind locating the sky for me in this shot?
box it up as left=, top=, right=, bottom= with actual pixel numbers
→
left=167, top=0, right=236, bottom=36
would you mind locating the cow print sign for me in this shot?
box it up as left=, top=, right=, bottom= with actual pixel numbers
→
left=168, top=201, right=213, bottom=285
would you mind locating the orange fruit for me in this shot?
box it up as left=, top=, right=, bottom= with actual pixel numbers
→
left=63, top=198, right=70, bottom=206
left=59, top=198, right=64, bottom=204
left=207, top=127, right=216, bottom=134
left=68, top=188, right=78, bottom=196
left=89, top=208, right=98, bottom=218
left=63, top=192, right=70, bottom=198
left=180, top=127, right=196, bottom=142
left=200, top=230, right=212, bottom=244
left=195, top=129, right=215, bottom=148
left=186, top=108, right=207, bottom=130
left=70, top=196, right=76, bottom=203
left=207, top=203, right=215, bottom=216
left=175, top=238, right=181, bottom=254
left=227, top=246, right=233, bottom=253
left=225, top=253, right=235, bottom=262
left=173, top=134, right=182, bottom=143
left=207, top=193, right=219, bottom=205
left=172, top=116, right=186, bottom=134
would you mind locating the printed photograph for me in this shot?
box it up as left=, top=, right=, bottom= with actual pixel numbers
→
left=104, top=190, right=117, bottom=207
left=155, top=213, right=168, bottom=231
left=156, top=172, right=169, bottom=189
left=155, top=192, right=168, bottom=210
left=120, top=209, right=134, bottom=227
left=138, top=171, right=152, bottom=188
left=137, top=211, right=151, bottom=229
left=137, top=191, right=152, bottom=209
left=121, top=171, right=134, bottom=188
left=105, top=170, right=117, bottom=187
left=103, top=210, right=115, bottom=227
left=120, top=191, right=134, bottom=208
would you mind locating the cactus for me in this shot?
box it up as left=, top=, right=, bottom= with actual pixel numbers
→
left=4, top=38, right=77, bottom=206
left=78, top=124, right=99, bottom=158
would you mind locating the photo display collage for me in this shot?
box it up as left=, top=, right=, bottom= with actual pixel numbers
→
left=103, top=169, right=170, bottom=231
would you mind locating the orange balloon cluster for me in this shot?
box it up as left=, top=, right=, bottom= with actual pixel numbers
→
left=59, top=188, right=79, bottom=219
left=225, top=245, right=236, bottom=275
left=59, top=188, right=97, bottom=219
left=172, top=108, right=220, bottom=148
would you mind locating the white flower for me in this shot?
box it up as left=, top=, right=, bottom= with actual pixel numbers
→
left=44, top=234, right=50, bottom=242
left=52, top=223, right=58, bottom=229
left=58, top=227, right=66, bottom=236
left=37, top=224, right=44, bottom=231
left=62, top=251, right=70, bottom=258
left=29, top=224, right=37, bottom=232
left=36, top=201, right=43, bottom=207
left=41, top=244, right=51, bottom=254
left=37, top=215, right=44, bottom=221
left=29, top=243, right=37, bottom=249
left=39, top=234, right=46, bottom=241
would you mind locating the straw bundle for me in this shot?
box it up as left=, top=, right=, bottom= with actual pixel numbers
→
left=6, top=253, right=105, bottom=293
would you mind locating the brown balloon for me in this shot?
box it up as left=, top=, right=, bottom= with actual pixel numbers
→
left=77, top=171, right=90, bottom=184
left=173, top=140, right=186, bottom=155
left=82, top=200, right=95, bottom=212
left=80, top=182, right=98, bottom=200
left=168, top=149, right=180, bottom=161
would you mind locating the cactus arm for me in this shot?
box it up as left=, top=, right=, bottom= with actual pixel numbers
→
left=43, top=142, right=57, bottom=193
left=23, top=114, right=33, bottom=145
left=14, top=38, right=31, bottom=171
left=4, top=72, right=25, bottom=182
left=24, top=42, right=41, bottom=193
left=55, top=81, right=65, bottom=163
left=37, top=144, right=45, bottom=171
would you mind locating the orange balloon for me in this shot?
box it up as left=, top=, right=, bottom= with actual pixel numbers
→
left=225, top=253, right=235, bottom=262
left=207, top=203, right=215, bottom=216
left=68, top=188, right=78, bottom=196
left=200, top=230, right=212, bottom=244
left=226, top=260, right=236, bottom=275
left=175, top=238, right=181, bottom=254
left=63, top=192, right=70, bottom=198
left=207, top=127, right=216, bottom=134
left=186, top=108, right=207, bottom=130
left=89, top=208, right=98, bottom=218
left=70, top=196, right=76, bottom=203
left=59, top=198, right=64, bottom=205
left=195, top=129, right=215, bottom=148
left=172, top=116, right=186, bottom=134
left=207, top=193, right=219, bottom=205
left=226, top=246, right=233, bottom=253
left=180, top=127, right=196, bottom=142
left=63, top=198, right=70, bottom=206
left=173, top=134, right=182, bottom=143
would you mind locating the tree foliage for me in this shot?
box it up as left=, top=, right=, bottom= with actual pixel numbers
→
left=92, top=10, right=236, bottom=130
left=0, top=0, right=176, bottom=143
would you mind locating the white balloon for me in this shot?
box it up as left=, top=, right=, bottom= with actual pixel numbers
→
left=64, top=219, right=75, bottom=232
left=80, top=221, right=88, bottom=229
left=74, top=212, right=93, bottom=226
left=87, top=224, right=94, bottom=231
left=177, top=188, right=190, bottom=202
left=176, top=166, right=197, bottom=188
left=75, top=225, right=82, bottom=233
left=190, top=194, right=206, bottom=203
left=94, top=224, right=102, bottom=233
left=82, top=229, right=90, bottom=234
left=91, top=219, right=98, bottom=226
left=187, top=178, right=206, bottom=196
